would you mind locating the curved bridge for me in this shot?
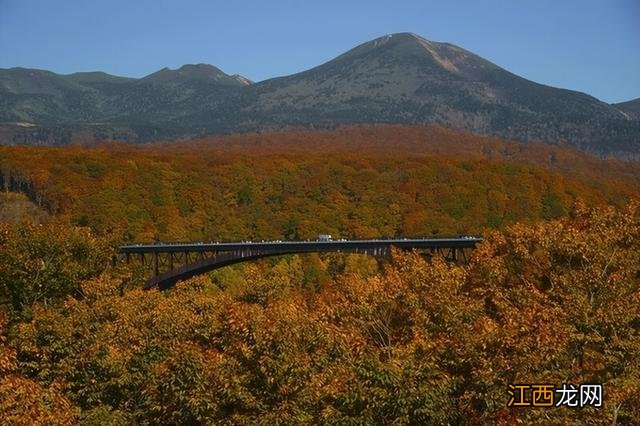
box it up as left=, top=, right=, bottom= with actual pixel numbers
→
left=120, top=238, right=482, bottom=290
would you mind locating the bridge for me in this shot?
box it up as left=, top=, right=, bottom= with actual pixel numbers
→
left=120, top=237, right=482, bottom=290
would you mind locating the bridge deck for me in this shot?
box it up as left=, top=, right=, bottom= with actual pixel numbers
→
left=121, top=237, right=482, bottom=254
left=119, top=237, right=482, bottom=290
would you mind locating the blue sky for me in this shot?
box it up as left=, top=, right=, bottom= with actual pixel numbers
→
left=0, top=0, right=638, bottom=103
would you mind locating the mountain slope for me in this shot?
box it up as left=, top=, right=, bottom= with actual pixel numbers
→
left=109, top=64, right=249, bottom=128
left=0, top=64, right=249, bottom=119
left=0, top=64, right=250, bottom=140
left=231, top=33, right=638, bottom=156
left=0, top=33, right=638, bottom=157
left=0, top=68, right=98, bottom=124
left=615, top=98, right=640, bottom=120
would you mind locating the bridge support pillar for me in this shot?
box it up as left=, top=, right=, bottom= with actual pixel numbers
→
left=153, top=252, right=159, bottom=278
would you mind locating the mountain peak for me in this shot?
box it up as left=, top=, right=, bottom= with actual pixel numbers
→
left=360, top=32, right=439, bottom=49
left=370, top=32, right=428, bottom=44
left=176, top=63, right=225, bottom=74
left=141, top=63, right=246, bottom=86
left=144, top=63, right=224, bottom=79
left=326, top=32, right=494, bottom=78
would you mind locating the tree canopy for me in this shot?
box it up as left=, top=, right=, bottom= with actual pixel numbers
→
left=0, top=203, right=638, bottom=424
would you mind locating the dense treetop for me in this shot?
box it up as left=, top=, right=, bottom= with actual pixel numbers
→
left=1, top=126, right=638, bottom=243
left=0, top=203, right=638, bottom=424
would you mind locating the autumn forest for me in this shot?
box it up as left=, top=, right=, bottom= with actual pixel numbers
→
left=1, top=125, right=639, bottom=424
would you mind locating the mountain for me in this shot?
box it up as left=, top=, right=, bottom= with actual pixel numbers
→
left=0, top=33, right=639, bottom=157
left=231, top=33, right=638, bottom=156
left=615, top=98, right=640, bottom=120
left=0, top=64, right=251, bottom=141
left=111, top=64, right=249, bottom=129
left=0, top=68, right=100, bottom=124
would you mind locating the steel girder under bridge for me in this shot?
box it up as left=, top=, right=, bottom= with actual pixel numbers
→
left=120, top=238, right=482, bottom=290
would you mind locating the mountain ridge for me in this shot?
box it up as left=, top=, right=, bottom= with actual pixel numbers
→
left=0, top=32, right=638, bottom=158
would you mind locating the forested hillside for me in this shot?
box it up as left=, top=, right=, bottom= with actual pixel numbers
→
left=1, top=125, right=639, bottom=423
left=1, top=126, right=638, bottom=242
